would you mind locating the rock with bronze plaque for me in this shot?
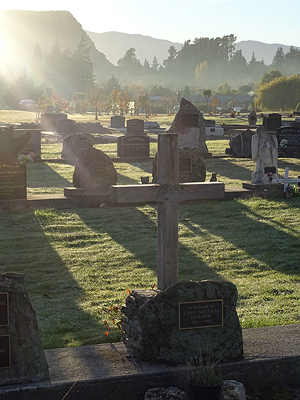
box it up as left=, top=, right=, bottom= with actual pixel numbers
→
left=122, top=280, right=243, bottom=365
left=179, top=299, right=223, bottom=330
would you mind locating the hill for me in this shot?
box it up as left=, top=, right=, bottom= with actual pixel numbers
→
left=0, top=10, right=115, bottom=80
left=236, top=40, right=300, bottom=65
left=86, top=31, right=183, bottom=66
left=86, top=31, right=299, bottom=68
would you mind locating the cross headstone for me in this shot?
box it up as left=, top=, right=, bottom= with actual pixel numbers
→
left=110, top=134, right=224, bottom=290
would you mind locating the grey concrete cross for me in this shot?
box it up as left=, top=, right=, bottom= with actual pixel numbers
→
left=110, top=134, right=224, bottom=290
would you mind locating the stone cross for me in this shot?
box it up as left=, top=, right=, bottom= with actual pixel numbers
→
left=110, top=134, right=224, bottom=290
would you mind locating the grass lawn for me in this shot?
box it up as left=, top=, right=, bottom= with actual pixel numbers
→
left=1, top=111, right=300, bottom=350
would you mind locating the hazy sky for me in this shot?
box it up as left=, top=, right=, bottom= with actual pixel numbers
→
left=1, top=0, right=300, bottom=46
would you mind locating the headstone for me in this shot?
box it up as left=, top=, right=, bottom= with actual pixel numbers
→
left=61, top=133, right=94, bottom=162
left=229, top=129, right=253, bottom=158
left=251, top=126, right=280, bottom=184
left=248, top=110, right=257, bottom=125
left=73, top=147, right=117, bottom=193
left=144, top=121, right=161, bottom=130
left=152, top=147, right=206, bottom=183
left=111, top=116, right=125, bottom=129
left=263, top=113, right=282, bottom=132
left=205, top=125, right=224, bottom=137
left=41, top=113, right=68, bottom=132
left=56, top=119, right=76, bottom=135
left=122, top=280, right=243, bottom=364
left=117, top=135, right=150, bottom=158
left=0, top=126, right=31, bottom=164
left=0, top=164, right=27, bottom=200
left=277, top=126, right=300, bottom=157
left=0, top=127, right=30, bottom=200
left=0, top=273, right=49, bottom=385
left=126, top=119, right=144, bottom=136
left=111, top=134, right=224, bottom=290
left=168, top=98, right=209, bottom=155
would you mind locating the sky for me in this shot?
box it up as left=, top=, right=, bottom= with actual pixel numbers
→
left=0, top=0, right=300, bottom=46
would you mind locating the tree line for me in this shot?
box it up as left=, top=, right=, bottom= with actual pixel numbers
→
left=1, top=33, right=300, bottom=112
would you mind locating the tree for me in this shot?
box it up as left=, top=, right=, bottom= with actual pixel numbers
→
left=151, top=56, right=159, bottom=71
left=203, top=89, right=212, bottom=105
left=257, top=75, right=300, bottom=110
left=272, top=47, right=285, bottom=71
left=259, top=69, right=282, bottom=86
left=163, top=45, right=178, bottom=69
left=117, top=48, right=143, bottom=75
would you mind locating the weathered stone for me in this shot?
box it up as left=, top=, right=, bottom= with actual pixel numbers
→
left=0, top=126, right=31, bottom=163
left=0, top=273, right=49, bottom=385
left=168, top=98, right=209, bottom=155
left=222, top=380, right=247, bottom=400
left=73, top=147, right=117, bottom=192
left=229, top=129, right=253, bottom=158
left=122, top=281, right=243, bottom=365
left=61, top=133, right=94, bottom=162
left=152, top=147, right=206, bottom=183
left=144, top=387, right=190, bottom=400
left=248, top=110, right=257, bottom=126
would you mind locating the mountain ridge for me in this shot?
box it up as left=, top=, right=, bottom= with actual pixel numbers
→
left=86, top=30, right=300, bottom=66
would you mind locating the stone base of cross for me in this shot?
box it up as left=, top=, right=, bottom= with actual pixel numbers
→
left=110, top=134, right=225, bottom=290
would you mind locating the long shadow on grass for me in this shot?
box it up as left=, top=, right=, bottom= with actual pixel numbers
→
left=75, top=206, right=222, bottom=283
left=0, top=210, right=103, bottom=349
left=27, top=162, right=72, bottom=188
left=205, top=158, right=252, bottom=182
left=180, top=199, right=300, bottom=275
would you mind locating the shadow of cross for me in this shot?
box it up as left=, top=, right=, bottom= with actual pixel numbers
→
left=110, top=134, right=225, bottom=290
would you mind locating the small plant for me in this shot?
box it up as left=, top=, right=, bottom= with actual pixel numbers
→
left=189, top=358, right=223, bottom=386
left=103, top=289, right=131, bottom=336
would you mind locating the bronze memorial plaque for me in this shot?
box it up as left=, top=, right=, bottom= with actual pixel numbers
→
left=0, top=293, right=9, bottom=326
left=0, top=335, right=10, bottom=368
left=178, top=299, right=223, bottom=330
left=179, top=157, right=192, bottom=173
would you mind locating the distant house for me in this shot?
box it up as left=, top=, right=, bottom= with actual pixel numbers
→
left=182, top=94, right=256, bottom=111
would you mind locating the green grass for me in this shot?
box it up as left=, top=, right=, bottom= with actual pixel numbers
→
left=1, top=111, right=300, bottom=350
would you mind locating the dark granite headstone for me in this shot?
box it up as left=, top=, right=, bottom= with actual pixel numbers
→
left=0, top=164, right=27, bottom=200
left=73, top=147, right=117, bottom=192
left=117, top=135, right=150, bottom=158
left=0, top=273, right=49, bottom=385
left=111, top=116, right=125, bottom=129
left=263, top=113, right=282, bottom=132
left=277, top=126, right=300, bottom=157
left=229, top=129, right=253, bottom=158
left=126, top=119, right=144, bottom=136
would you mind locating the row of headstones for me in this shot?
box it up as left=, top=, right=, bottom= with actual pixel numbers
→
left=229, top=113, right=300, bottom=158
